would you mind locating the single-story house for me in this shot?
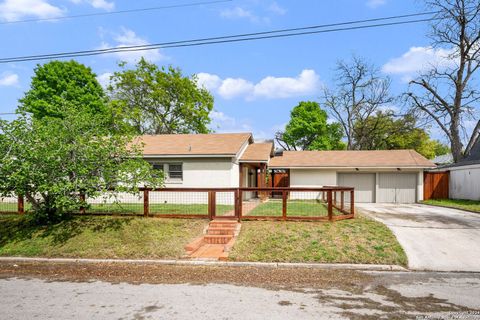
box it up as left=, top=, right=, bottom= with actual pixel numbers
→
left=138, top=133, right=436, bottom=204
left=435, top=132, right=480, bottom=201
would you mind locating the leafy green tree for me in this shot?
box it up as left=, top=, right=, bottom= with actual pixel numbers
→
left=275, top=101, right=345, bottom=150
left=0, top=106, right=162, bottom=225
left=19, top=60, right=107, bottom=119
left=353, top=111, right=450, bottom=159
left=107, top=58, right=214, bottom=134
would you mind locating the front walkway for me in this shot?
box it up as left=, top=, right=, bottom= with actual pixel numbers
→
left=357, top=203, right=480, bottom=272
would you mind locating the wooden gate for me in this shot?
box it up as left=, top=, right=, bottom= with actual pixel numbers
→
left=268, top=169, right=290, bottom=197
left=424, top=171, right=449, bottom=200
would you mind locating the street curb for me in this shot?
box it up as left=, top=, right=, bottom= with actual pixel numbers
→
left=0, top=257, right=408, bottom=272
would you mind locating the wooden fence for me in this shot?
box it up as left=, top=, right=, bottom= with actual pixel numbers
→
left=424, top=171, right=449, bottom=200
left=1, top=186, right=355, bottom=222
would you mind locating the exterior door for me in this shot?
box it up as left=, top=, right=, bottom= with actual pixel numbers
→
left=378, top=173, right=417, bottom=203
left=337, top=173, right=376, bottom=203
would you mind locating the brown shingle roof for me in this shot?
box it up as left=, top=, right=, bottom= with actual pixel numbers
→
left=240, top=143, right=274, bottom=162
left=269, top=150, right=435, bottom=168
left=136, top=133, right=252, bottom=156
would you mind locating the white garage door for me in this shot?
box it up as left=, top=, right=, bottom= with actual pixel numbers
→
left=377, top=173, right=417, bottom=203
left=337, top=173, right=375, bottom=203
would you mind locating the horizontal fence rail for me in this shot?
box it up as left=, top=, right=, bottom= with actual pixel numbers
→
left=1, top=187, right=355, bottom=222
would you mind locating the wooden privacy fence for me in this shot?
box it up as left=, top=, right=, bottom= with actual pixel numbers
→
left=1, top=186, right=355, bottom=222
left=424, top=171, right=449, bottom=200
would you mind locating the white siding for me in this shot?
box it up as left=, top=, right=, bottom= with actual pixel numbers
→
left=148, top=158, right=237, bottom=188
left=449, top=165, right=480, bottom=200
left=146, top=157, right=237, bottom=204
left=290, top=169, right=337, bottom=187
left=289, top=170, right=336, bottom=200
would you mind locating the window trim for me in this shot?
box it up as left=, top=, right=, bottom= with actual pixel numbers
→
left=151, top=162, right=183, bottom=182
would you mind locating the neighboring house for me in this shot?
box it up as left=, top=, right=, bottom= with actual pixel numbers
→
left=138, top=133, right=436, bottom=204
left=438, top=134, right=480, bottom=201
left=432, top=153, right=453, bottom=166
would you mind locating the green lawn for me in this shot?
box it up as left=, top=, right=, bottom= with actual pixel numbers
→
left=1, top=202, right=234, bottom=216
left=0, top=202, right=31, bottom=212
left=422, top=198, right=480, bottom=213
left=0, top=215, right=206, bottom=259
left=87, top=203, right=234, bottom=216
left=230, top=214, right=407, bottom=266
left=245, top=199, right=343, bottom=217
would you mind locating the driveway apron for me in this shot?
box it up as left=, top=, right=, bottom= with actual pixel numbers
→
left=357, top=203, right=480, bottom=272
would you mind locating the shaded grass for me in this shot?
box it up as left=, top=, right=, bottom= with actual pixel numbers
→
left=230, top=214, right=407, bottom=266
left=246, top=199, right=343, bottom=217
left=422, top=199, right=480, bottom=213
left=0, top=215, right=206, bottom=259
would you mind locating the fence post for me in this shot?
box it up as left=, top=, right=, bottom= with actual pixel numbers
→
left=340, top=191, right=344, bottom=211
left=143, top=189, right=149, bottom=217
left=350, top=190, right=355, bottom=216
left=333, top=191, right=337, bottom=206
left=238, top=189, right=243, bottom=221
left=234, top=189, right=241, bottom=222
left=208, top=191, right=216, bottom=220
left=79, top=193, right=86, bottom=214
left=327, top=190, right=333, bottom=221
left=282, top=190, right=287, bottom=221
left=18, top=194, right=24, bottom=215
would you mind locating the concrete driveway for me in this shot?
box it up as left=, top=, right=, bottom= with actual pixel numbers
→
left=357, top=203, right=480, bottom=272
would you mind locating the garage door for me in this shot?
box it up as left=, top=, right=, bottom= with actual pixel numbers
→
left=377, top=173, right=417, bottom=203
left=337, top=173, right=375, bottom=203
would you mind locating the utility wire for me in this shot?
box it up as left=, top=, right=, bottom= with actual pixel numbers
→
left=0, top=0, right=233, bottom=25
left=0, top=14, right=440, bottom=64
left=0, top=11, right=437, bottom=62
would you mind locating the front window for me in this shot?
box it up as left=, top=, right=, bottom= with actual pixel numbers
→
left=168, top=163, right=183, bottom=180
left=151, top=163, right=183, bottom=181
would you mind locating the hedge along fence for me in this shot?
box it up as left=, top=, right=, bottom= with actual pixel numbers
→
left=1, top=187, right=355, bottom=222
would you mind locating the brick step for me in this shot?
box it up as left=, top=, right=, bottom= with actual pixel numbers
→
left=207, top=227, right=235, bottom=235
left=184, top=237, right=204, bottom=253
left=204, top=234, right=233, bottom=244
left=209, top=221, right=237, bottom=228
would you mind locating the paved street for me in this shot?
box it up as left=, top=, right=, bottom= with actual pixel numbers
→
left=1, top=263, right=480, bottom=319
left=357, top=203, right=480, bottom=272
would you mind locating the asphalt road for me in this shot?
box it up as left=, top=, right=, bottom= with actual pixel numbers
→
left=1, top=269, right=479, bottom=319
left=357, top=203, right=480, bottom=272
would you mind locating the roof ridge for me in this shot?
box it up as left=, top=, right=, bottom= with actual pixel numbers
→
left=408, top=149, right=421, bottom=166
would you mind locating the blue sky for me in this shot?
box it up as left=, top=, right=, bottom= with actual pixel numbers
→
left=0, top=0, right=468, bottom=142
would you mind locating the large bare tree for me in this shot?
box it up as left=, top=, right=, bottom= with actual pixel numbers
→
left=322, top=56, right=394, bottom=150
left=407, top=0, right=480, bottom=162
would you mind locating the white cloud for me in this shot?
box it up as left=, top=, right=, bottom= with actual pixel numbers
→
left=209, top=110, right=253, bottom=132
left=253, top=70, right=320, bottom=99
left=0, top=0, right=64, bottom=22
left=196, top=73, right=222, bottom=91
left=218, top=78, right=255, bottom=99
left=382, top=46, right=457, bottom=82
left=70, top=0, right=115, bottom=11
left=220, top=6, right=262, bottom=23
left=268, top=1, right=286, bottom=15
left=96, top=72, right=112, bottom=88
left=220, top=2, right=285, bottom=24
left=366, top=0, right=386, bottom=9
left=210, top=110, right=280, bottom=141
left=99, top=27, right=164, bottom=63
left=199, top=69, right=322, bottom=100
left=0, top=72, right=19, bottom=86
